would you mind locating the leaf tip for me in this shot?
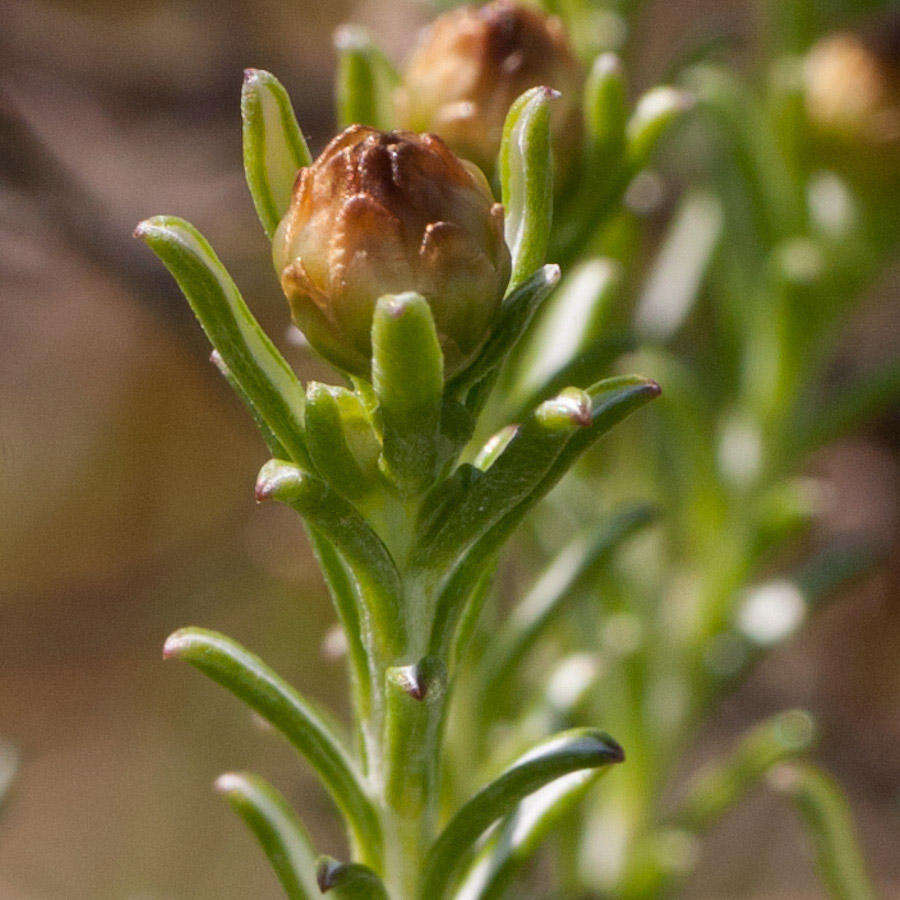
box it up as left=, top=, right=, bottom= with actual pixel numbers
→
left=162, top=629, right=191, bottom=660
left=214, top=772, right=243, bottom=795
left=316, top=856, right=340, bottom=893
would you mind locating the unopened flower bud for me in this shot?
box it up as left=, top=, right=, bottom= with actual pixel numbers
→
left=395, top=0, right=582, bottom=175
left=274, top=125, right=510, bottom=378
left=804, top=25, right=900, bottom=144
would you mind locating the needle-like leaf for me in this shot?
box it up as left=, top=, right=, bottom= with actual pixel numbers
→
left=256, top=460, right=404, bottom=655
left=500, top=87, right=557, bottom=292
left=215, top=772, right=320, bottom=899
left=767, top=763, right=875, bottom=900
left=456, top=768, right=605, bottom=900
left=241, top=69, right=311, bottom=239
left=420, top=728, right=623, bottom=898
left=372, top=293, right=444, bottom=490
left=164, top=628, right=381, bottom=865
left=674, top=709, right=815, bottom=832
left=316, top=856, right=390, bottom=898
left=334, top=25, right=399, bottom=131
left=135, top=216, right=309, bottom=466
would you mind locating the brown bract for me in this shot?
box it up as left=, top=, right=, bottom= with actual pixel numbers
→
left=396, top=0, right=582, bottom=176
left=274, top=125, right=510, bottom=378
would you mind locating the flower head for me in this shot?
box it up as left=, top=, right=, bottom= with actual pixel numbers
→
left=395, top=0, right=582, bottom=175
left=274, top=125, right=510, bottom=378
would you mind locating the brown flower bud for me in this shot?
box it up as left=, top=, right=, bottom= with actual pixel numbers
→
left=804, top=26, right=900, bottom=145
left=274, top=125, right=510, bottom=378
left=395, top=0, right=582, bottom=176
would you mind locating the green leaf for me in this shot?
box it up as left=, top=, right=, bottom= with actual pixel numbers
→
left=241, top=69, right=312, bottom=239
left=164, top=628, right=382, bottom=865
left=256, top=460, right=404, bottom=655
left=479, top=503, right=657, bottom=706
left=456, top=768, right=605, bottom=900
left=0, top=739, right=17, bottom=810
left=306, top=527, right=372, bottom=724
left=334, top=25, right=399, bottom=130
left=305, top=382, right=380, bottom=502
left=449, top=265, right=561, bottom=407
left=583, top=53, right=627, bottom=166
left=135, top=216, right=309, bottom=467
left=416, top=388, right=594, bottom=573
left=382, top=658, right=447, bottom=817
left=215, top=772, right=319, bottom=899
left=626, top=85, right=693, bottom=168
left=500, top=87, right=557, bottom=292
left=372, top=293, right=443, bottom=490
left=420, top=728, right=623, bottom=898
left=427, top=376, right=660, bottom=656
left=675, top=709, right=816, bottom=832
left=505, top=258, right=624, bottom=413
left=210, top=350, right=289, bottom=459
left=767, top=763, right=874, bottom=900
left=316, top=856, right=390, bottom=898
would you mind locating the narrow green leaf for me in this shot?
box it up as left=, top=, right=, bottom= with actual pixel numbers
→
left=306, top=527, right=372, bottom=723
left=256, top=460, right=404, bottom=655
left=0, top=739, right=17, bottom=810
left=626, top=86, right=693, bottom=168
left=427, top=376, right=660, bottom=656
left=211, top=350, right=289, bottom=459
left=415, top=387, right=594, bottom=573
left=215, top=772, right=319, bottom=899
left=334, top=25, right=398, bottom=131
left=316, top=856, right=389, bottom=898
left=456, top=768, right=604, bottom=900
left=241, top=69, right=311, bottom=239
left=505, top=258, right=624, bottom=413
left=383, top=657, right=447, bottom=817
left=675, top=709, right=816, bottom=832
left=372, top=293, right=443, bottom=490
left=500, top=87, right=557, bottom=292
left=768, top=763, right=875, bottom=900
left=583, top=53, right=627, bottom=165
left=449, top=264, right=561, bottom=406
left=135, top=216, right=309, bottom=466
left=420, top=728, right=623, bottom=898
left=479, top=503, right=656, bottom=705
left=164, top=628, right=381, bottom=865
left=305, top=382, right=379, bottom=502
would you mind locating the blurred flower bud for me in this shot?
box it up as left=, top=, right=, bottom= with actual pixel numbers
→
left=804, top=24, right=899, bottom=145
left=274, top=125, right=510, bottom=378
left=396, top=0, right=582, bottom=176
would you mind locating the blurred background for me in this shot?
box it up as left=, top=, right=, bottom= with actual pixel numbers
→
left=0, top=0, right=896, bottom=896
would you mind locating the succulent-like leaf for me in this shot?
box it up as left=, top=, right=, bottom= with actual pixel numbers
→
left=216, top=772, right=319, bottom=899
left=583, top=53, right=627, bottom=166
left=372, top=293, right=443, bottom=490
left=316, top=856, right=390, bottom=898
left=383, top=658, right=447, bottom=817
left=241, top=69, right=312, bottom=239
left=449, top=264, right=561, bottom=406
left=456, top=769, right=604, bottom=900
left=626, top=86, right=693, bottom=168
left=420, top=728, right=624, bottom=898
left=675, top=709, right=815, bottom=832
left=334, top=25, right=399, bottom=131
left=500, top=87, right=558, bottom=292
left=256, top=460, right=404, bottom=655
left=135, top=217, right=309, bottom=466
left=164, top=628, right=381, bottom=865
left=416, top=387, right=594, bottom=573
left=505, top=258, right=624, bottom=412
left=427, top=376, right=660, bottom=656
left=305, top=382, right=380, bottom=502
left=767, top=763, right=874, bottom=900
